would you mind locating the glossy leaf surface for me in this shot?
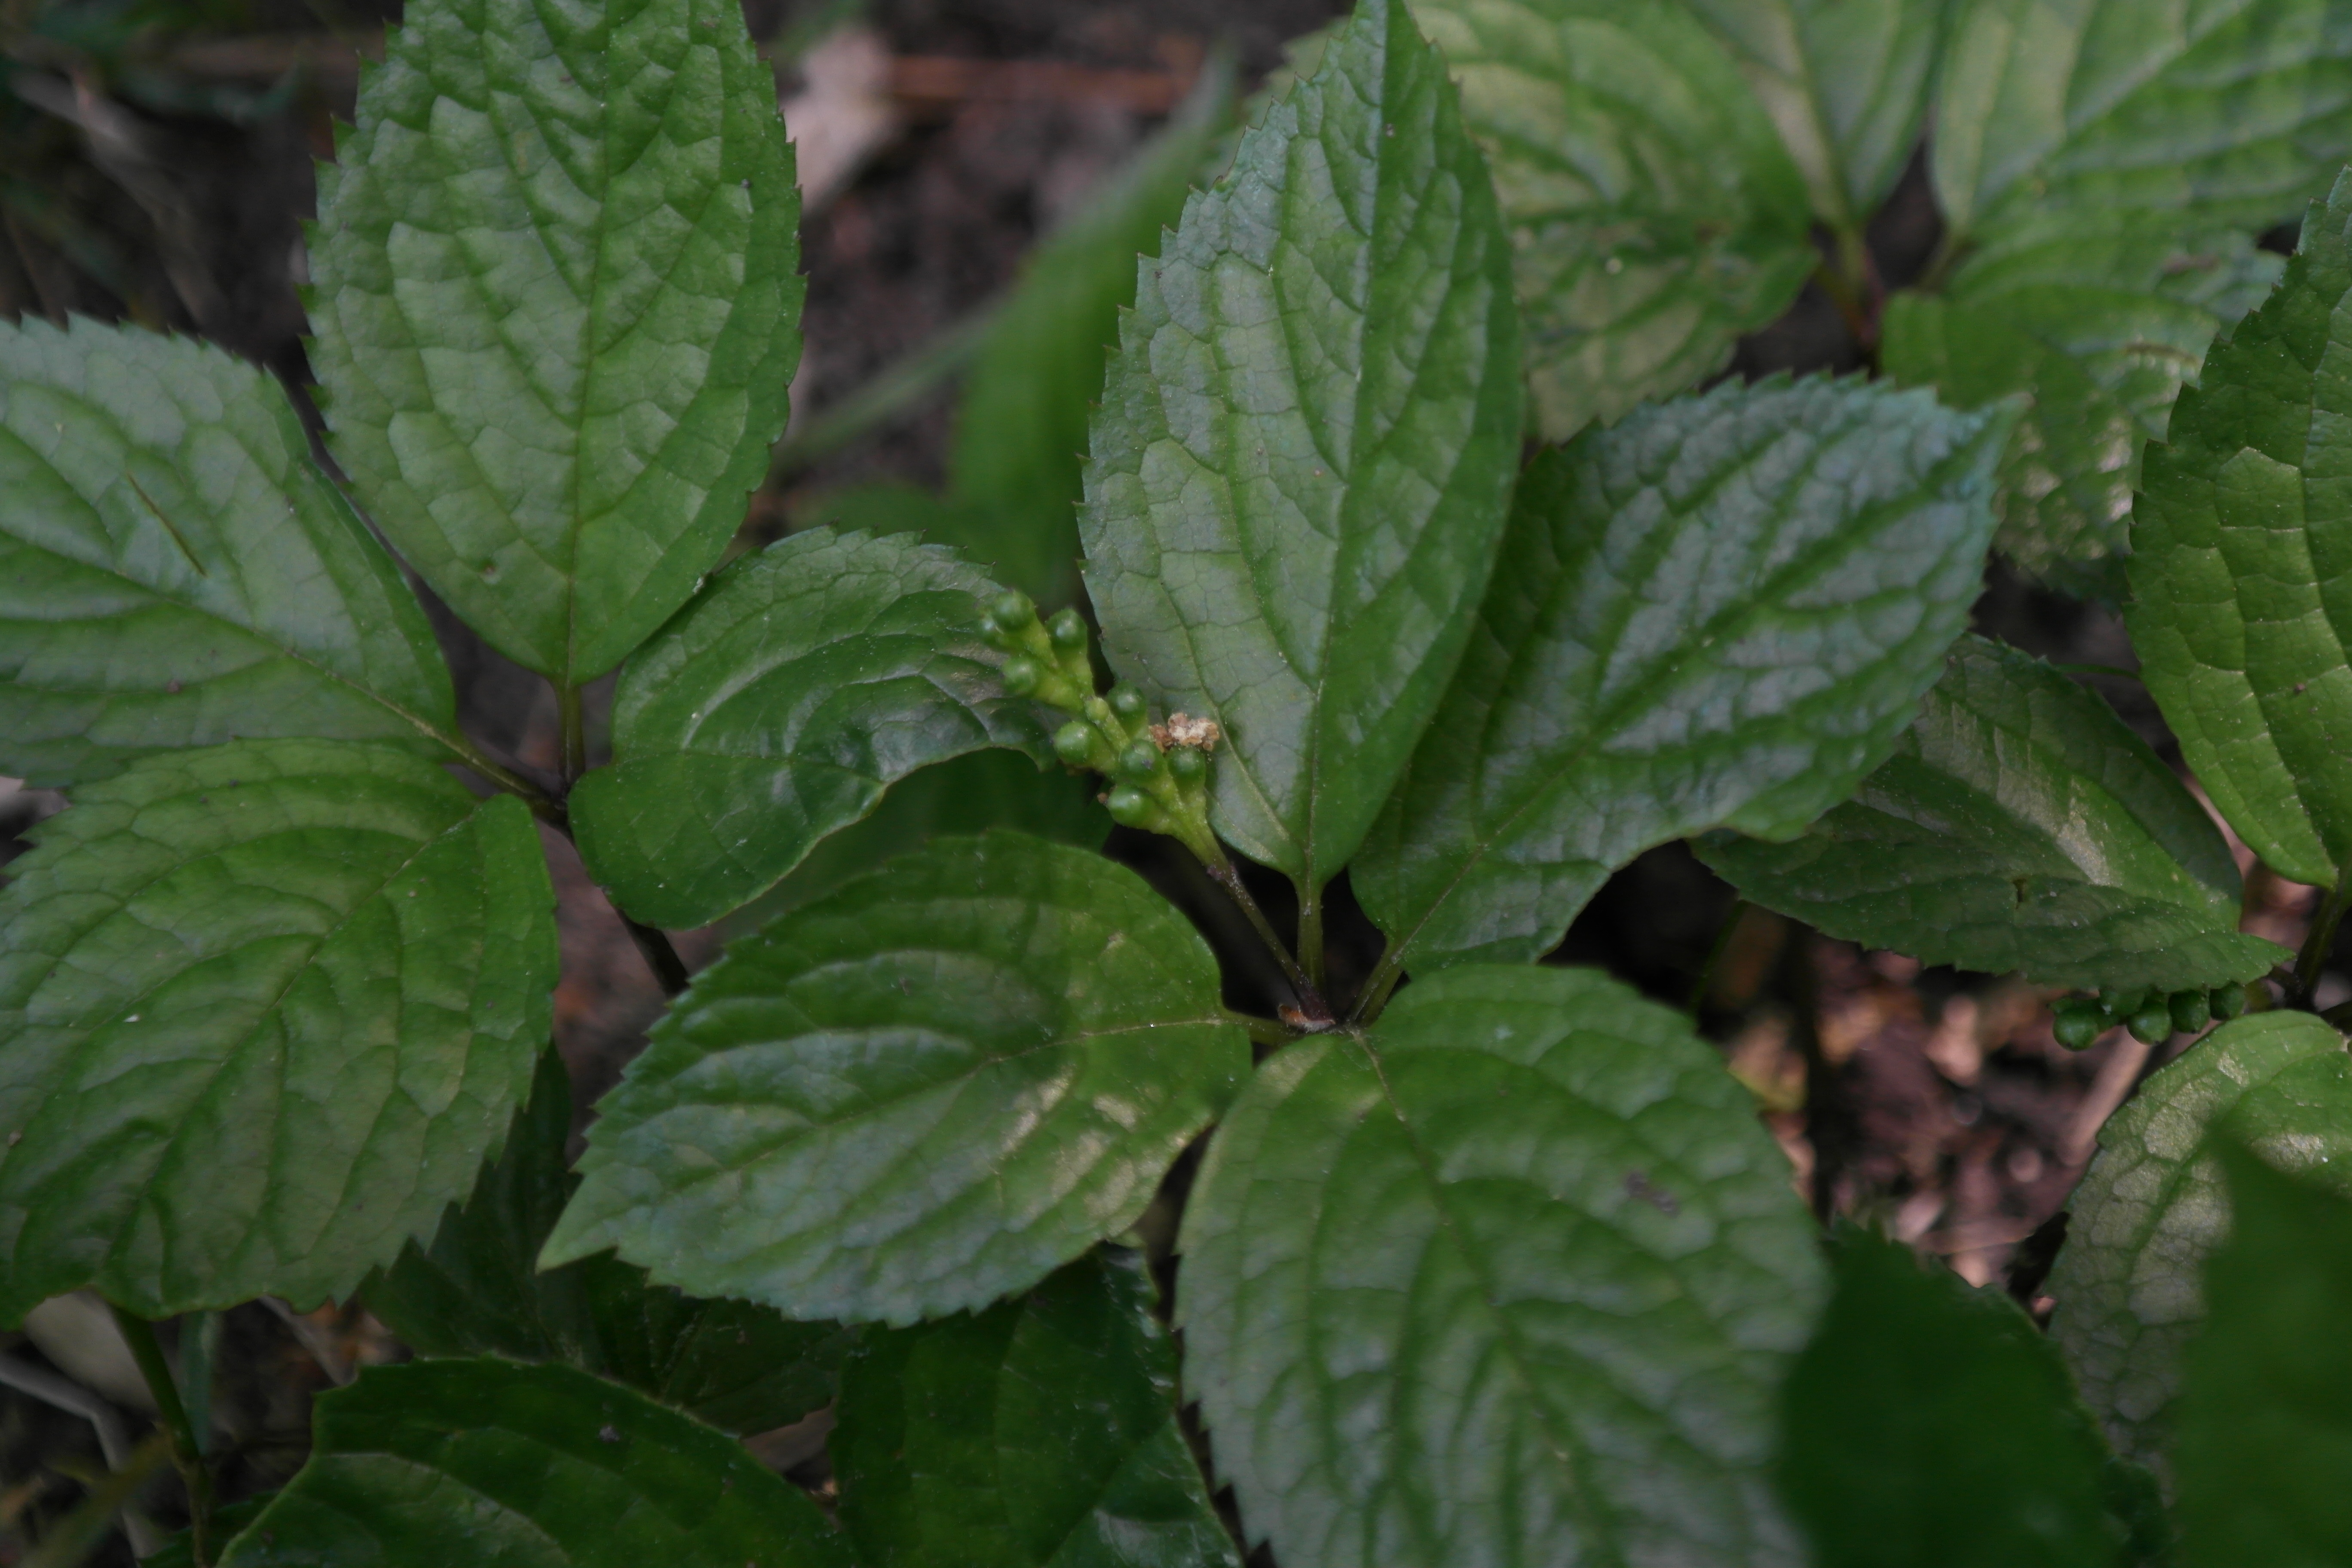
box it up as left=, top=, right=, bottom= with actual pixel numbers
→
left=0, top=316, right=454, bottom=788
left=1081, top=0, right=1523, bottom=886
left=1932, top=0, right=2352, bottom=243
left=1700, top=635, right=2288, bottom=991
left=1886, top=221, right=2281, bottom=597
left=0, top=739, right=555, bottom=1322
left=1418, top=0, right=1813, bottom=438
left=368, top=1048, right=850, bottom=1436
left=1778, top=1228, right=2124, bottom=1568
left=545, top=833, right=1247, bottom=1324
left=834, top=1250, right=1239, bottom=1568
left=2131, top=173, right=2352, bottom=888
left=1355, top=377, right=2011, bottom=973
left=308, top=0, right=802, bottom=683
left=1179, top=965, right=1824, bottom=1568
left=2174, top=1144, right=2352, bottom=1567
left=2048, top=1010, right=2352, bottom=1470
left=219, top=1359, right=848, bottom=1568
left=569, top=528, right=1058, bottom=931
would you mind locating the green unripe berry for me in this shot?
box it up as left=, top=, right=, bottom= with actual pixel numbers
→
left=989, top=591, right=1035, bottom=633
left=2211, top=981, right=2252, bottom=1020
left=2051, top=1000, right=2104, bottom=1051
left=1109, top=685, right=1148, bottom=723
left=2102, top=986, right=2150, bottom=1020
left=1118, top=740, right=1163, bottom=781
left=1049, top=608, right=1088, bottom=652
left=2126, top=1001, right=2174, bottom=1045
left=1106, top=784, right=1155, bottom=828
left=1054, top=721, right=1095, bottom=767
left=1001, top=655, right=1042, bottom=696
left=1168, top=746, right=1208, bottom=784
left=2169, top=988, right=2212, bottom=1036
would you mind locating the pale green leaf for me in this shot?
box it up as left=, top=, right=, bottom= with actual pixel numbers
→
left=1885, top=220, right=2282, bottom=596
left=2129, top=171, right=2352, bottom=888
left=218, top=1359, right=848, bottom=1568
left=1699, top=634, right=2288, bottom=990
left=1932, top=0, right=2352, bottom=244
left=568, top=527, right=1060, bottom=931
left=2048, top=1009, right=2352, bottom=1471
left=1080, top=0, right=1523, bottom=887
left=544, top=832, right=1247, bottom=1325
left=0, top=738, right=556, bottom=1323
left=1354, top=376, right=2012, bottom=974
left=1682, top=0, right=1952, bottom=225
left=308, top=0, right=803, bottom=683
left=1417, top=0, right=1813, bottom=438
left=0, top=316, right=455, bottom=787
left=1178, top=965, right=1825, bottom=1568
left=834, top=1250, right=1239, bottom=1568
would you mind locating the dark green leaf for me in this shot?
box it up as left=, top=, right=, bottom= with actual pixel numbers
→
left=307, top=0, right=802, bottom=683
left=1699, top=634, right=2288, bottom=991
left=2130, top=172, right=2352, bottom=888
left=834, top=1249, right=1238, bottom=1568
left=1777, top=1227, right=2125, bottom=1568
left=0, top=316, right=455, bottom=787
left=2174, top=1143, right=2352, bottom=1567
left=1885, top=221, right=2282, bottom=596
left=569, top=528, right=1060, bottom=930
left=1418, top=0, right=1813, bottom=437
left=545, top=832, right=1247, bottom=1325
left=217, top=1359, right=848, bottom=1568
left=1681, top=0, right=1950, bottom=226
left=1355, top=377, right=2012, bottom=974
left=1179, top=965, right=1825, bottom=1568
left=1932, top=0, right=2352, bottom=244
left=2047, top=1010, right=2352, bottom=1471
left=0, top=739, right=555, bottom=1323
left=367, top=1047, right=850, bottom=1436
left=946, top=62, right=1235, bottom=606
left=1081, top=0, right=1523, bottom=887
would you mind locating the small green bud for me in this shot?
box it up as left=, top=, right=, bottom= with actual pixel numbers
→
left=1109, top=684, right=1148, bottom=723
left=1118, top=740, right=1163, bottom=781
left=2126, top=1001, right=2174, bottom=1045
left=1001, top=655, right=1042, bottom=696
left=1168, top=746, right=1208, bottom=784
left=2102, top=986, right=2150, bottom=1020
left=1054, top=721, right=1095, bottom=767
left=2169, top=988, right=2212, bottom=1036
left=1083, top=695, right=1113, bottom=726
left=2211, top=981, right=2252, bottom=1020
left=1106, top=784, right=1155, bottom=827
left=1049, top=608, right=1088, bottom=652
left=2051, top=1000, right=2104, bottom=1051
left=989, top=591, right=1035, bottom=632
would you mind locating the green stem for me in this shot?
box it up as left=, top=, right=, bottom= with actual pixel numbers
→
left=1200, top=854, right=1329, bottom=1023
left=2294, top=867, right=2352, bottom=1008
left=1351, top=943, right=1407, bottom=1028
left=557, top=683, right=587, bottom=787
left=1296, top=878, right=1325, bottom=994
left=108, top=1306, right=214, bottom=1568
left=1222, top=1008, right=1294, bottom=1050
left=445, top=732, right=566, bottom=827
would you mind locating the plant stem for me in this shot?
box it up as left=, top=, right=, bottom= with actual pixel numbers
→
left=107, top=1306, right=214, bottom=1568
left=1296, top=877, right=1325, bottom=993
left=1200, top=855, right=1329, bottom=1023
left=445, top=732, right=564, bottom=824
left=1351, top=944, right=1406, bottom=1027
left=2293, top=867, right=2352, bottom=1008
left=623, top=916, right=691, bottom=998
left=1222, top=1008, right=1294, bottom=1050
left=557, top=682, right=587, bottom=787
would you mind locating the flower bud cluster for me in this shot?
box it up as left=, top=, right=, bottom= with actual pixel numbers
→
left=981, top=591, right=1221, bottom=861
left=2049, top=980, right=2254, bottom=1050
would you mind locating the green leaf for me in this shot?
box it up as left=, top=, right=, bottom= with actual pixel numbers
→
left=1777, top=1227, right=2125, bottom=1568
left=544, top=832, right=1247, bottom=1325
left=306, top=0, right=802, bottom=684
left=1698, top=634, right=2288, bottom=991
left=367, top=1047, right=850, bottom=1436
left=569, top=527, right=1060, bottom=931
left=217, top=1359, right=848, bottom=1568
left=1178, top=965, right=1825, bottom=1568
left=1885, top=220, right=2282, bottom=597
left=1354, top=377, right=2012, bottom=974
left=946, top=62, right=1236, bottom=607
left=834, top=1249, right=1239, bottom=1568
left=2129, top=173, right=2352, bottom=889
left=0, top=738, right=555, bottom=1323
left=0, top=316, right=456, bottom=788
left=1080, top=0, right=1523, bottom=887
left=1681, top=0, right=1951, bottom=226
left=2046, top=1009, right=2352, bottom=1471
left=1416, top=0, right=1813, bottom=438
left=2174, top=1142, right=2352, bottom=1567
left=1932, top=0, right=2352, bottom=244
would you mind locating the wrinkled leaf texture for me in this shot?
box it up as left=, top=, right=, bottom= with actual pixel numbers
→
left=307, top=0, right=802, bottom=683
left=545, top=833, right=1246, bottom=1324
left=1355, top=375, right=2011, bottom=973
left=1700, top=634, right=2288, bottom=990
left=0, top=739, right=555, bottom=1323
left=1081, top=0, right=1522, bottom=889
left=1179, top=965, right=1824, bottom=1568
